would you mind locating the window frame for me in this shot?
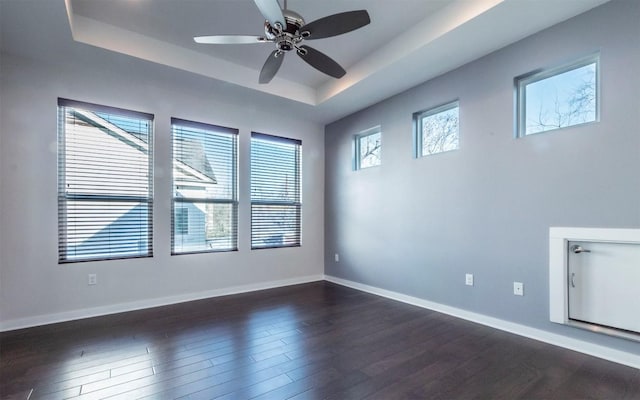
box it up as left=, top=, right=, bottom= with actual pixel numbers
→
left=354, top=126, right=382, bottom=170
left=170, top=117, right=239, bottom=255
left=57, top=98, right=154, bottom=263
left=250, top=132, right=302, bottom=250
left=515, top=53, right=600, bottom=138
left=413, top=100, right=460, bottom=158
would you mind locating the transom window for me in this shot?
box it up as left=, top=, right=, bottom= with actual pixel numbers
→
left=355, top=127, right=381, bottom=170
left=251, top=132, right=301, bottom=249
left=414, top=101, right=459, bottom=157
left=516, top=54, right=599, bottom=136
left=171, top=118, right=238, bottom=254
left=57, top=99, right=154, bottom=263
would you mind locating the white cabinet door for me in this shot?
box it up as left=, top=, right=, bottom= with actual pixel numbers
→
left=568, top=241, right=640, bottom=334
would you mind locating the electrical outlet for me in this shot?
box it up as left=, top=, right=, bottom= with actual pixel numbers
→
left=465, top=273, right=474, bottom=286
left=513, top=281, right=524, bottom=296
left=88, top=274, right=97, bottom=285
left=334, top=253, right=339, bottom=262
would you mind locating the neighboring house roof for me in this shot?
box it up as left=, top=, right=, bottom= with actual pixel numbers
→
left=174, top=138, right=217, bottom=185
left=74, top=108, right=149, bottom=152
left=74, top=109, right=217, bottom=186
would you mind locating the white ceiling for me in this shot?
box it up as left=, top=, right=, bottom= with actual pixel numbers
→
left=2, top=0, right=610, bottom=124
left=70, top=0, right=452, bottom=89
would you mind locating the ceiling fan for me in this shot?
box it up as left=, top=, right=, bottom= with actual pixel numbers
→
left=194, top=0, right=370, bottom=84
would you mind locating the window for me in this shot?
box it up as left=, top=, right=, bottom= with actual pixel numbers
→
left=517, top=54, right=599, bottom=136
left=251, top=132, right=301, bottom=249
left=414, top=101, right=459, bottom=157
left=355, top=127, right=381, bottom=169
left=57, top=99, right=153, bottom=263
left=171, top=118, right=238, bottom=254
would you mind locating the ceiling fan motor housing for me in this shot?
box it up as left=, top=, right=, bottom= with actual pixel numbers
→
left=265, top=9, right=306, bottom=52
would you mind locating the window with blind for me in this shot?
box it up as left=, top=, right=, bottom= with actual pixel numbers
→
left=250, top=132, right=301, bottom=249
left=57, top=99, right=154, bottom=263
left=171, top=118, right=238, bottom=254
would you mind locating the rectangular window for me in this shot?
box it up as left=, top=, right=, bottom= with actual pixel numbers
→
left=171, top=118, right=238, bottom=254
left=57, top=99, right=154, bottom=263
left=517, top=54, right=599, bottom=137
left=251, top=132, right=301, bottom=249
left=414, top=101, right=459, bottom=157
left=355, top=127, right=381, bottom=169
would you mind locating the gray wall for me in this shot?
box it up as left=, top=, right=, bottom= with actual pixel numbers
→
left=0, top=1, right=324, bottom=328
left=325, top=0, right=640, bottom=354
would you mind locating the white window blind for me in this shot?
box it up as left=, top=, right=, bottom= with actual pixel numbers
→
left=57, top=98, right=154, bottom=263
left=171, top=118, right=238, bottom=254
left=251, top=132, right=301, bottom=249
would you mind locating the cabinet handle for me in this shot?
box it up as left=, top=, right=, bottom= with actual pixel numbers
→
left=570, top=245, right=591, bottom=254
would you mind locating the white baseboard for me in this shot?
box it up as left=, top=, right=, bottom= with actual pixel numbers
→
left=0, top=274, right=324, bottom=332
left=4, top=273, right=639, bottom=370
left=324, top=275, right=640, bottom=370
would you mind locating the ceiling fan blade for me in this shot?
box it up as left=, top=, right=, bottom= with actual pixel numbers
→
left=259, top=50, right=285, bottom=84
left=194, top=35, right=268, bottom=44
left=254, top=0, right=286, bottom=28
left=297, top=45, right=346, bottom=79
left=300, top=10, right=370, bottom=40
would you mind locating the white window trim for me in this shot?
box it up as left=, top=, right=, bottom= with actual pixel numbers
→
left=515, top=53, right=600, bottom=138
left=354, top=126, right=382, bottom=170
left=413, top=100, right=459, bottom=158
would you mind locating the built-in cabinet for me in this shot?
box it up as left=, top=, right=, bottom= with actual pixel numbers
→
left=550, top=228, right=640, bottom=342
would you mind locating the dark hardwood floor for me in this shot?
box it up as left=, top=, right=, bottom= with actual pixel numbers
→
left=1, top=282, right=639, bottom=399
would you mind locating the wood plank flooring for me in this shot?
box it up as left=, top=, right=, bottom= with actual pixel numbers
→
left=1, top=281, right=639, bottom=399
